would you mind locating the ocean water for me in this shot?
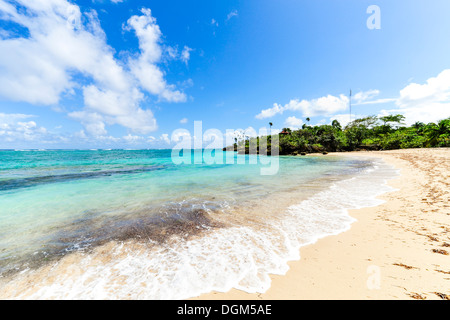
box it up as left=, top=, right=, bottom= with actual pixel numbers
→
left=0, top=149, right=397, bottom=299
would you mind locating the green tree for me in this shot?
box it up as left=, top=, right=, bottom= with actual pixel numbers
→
left=412, top=121, right=425, bottom=129
left=315, top=125, right=345, bottom=151
left=331, top=119, right=342, bottom=130
left=379, top=114, right=406, bottom=128
left=230, top=114, right=449, bottom=155
left=425, top=118, right=450, bottom=146
left=346, top=115, right=379, bottom=129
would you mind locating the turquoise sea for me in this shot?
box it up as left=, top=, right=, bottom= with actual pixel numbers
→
left=0, top=149, right=396, bottom=299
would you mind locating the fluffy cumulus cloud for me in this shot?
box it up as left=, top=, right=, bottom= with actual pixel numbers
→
left=385, top=69, right=450, bottom=124
left=125, top=8, right=187, bottom=103
left=0, top=1, right=189, bottom=140
left=68, top=111, right=108, bottom=137
left=284, top=116, right=303, bottom=129
left=0, top=113, right=67, bottom=145
left=397, top=70, right=450, bottom=108
left=122, top=133, right=145, bottom=144
left=256, top=93, right=351, bottom=119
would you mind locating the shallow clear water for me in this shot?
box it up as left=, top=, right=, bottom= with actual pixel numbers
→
left=0, top=149, right=397, bottom=299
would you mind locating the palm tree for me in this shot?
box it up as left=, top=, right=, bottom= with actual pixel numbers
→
left=331, top=119, right=342, bottom=130
left=425, top=118, right=450, bottom=146
left=412, top=121, right=425, bottom=129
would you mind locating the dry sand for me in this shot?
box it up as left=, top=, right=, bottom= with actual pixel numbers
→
left=193, top=148, right=450, bottom=300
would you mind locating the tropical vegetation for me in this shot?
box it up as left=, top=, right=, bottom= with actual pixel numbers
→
left=227, top=115, right=450, bottom=155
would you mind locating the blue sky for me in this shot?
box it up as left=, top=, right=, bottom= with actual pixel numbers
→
left=1, top=0, right=450, bottom=149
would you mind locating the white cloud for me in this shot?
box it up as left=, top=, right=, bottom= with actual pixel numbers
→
left=160, top=133, right=170, bottom=144
left=352, top=70, right=450, bottom=124
left=379, top=104, right=449, bottom=125
left=165, top=46, right=178, bottom=60
left=256, top=93, right=351, bottom=119
left=73, top=130, right=88, bottom=140
left=0, top=113, right=35, bottom=124
left=354, top=98, right=398, bottom=106
left=0, top=113, right=60, bottom=144
left=284, top=116, right=303, bottom=129
left=226, top=10, right=238, bottom=21
left=125, top=8, right=187, bottom=103
left=0, top=36, right=73, bottom=105
left=255, top=103, right=284, bottom=119
left=179, top=118, right=188, bottom=124
left=211, top=18, right=218, bottom=27
left=82, top=85, right=141, bottom=117
left=68, top=111, right=107, bottom=136
left=243, top=127, right=258, bottom=138
left=0, top=1, right=188, bottom=139
left=378, top=69, right=450, bottom=124
left=397, top=69, right=450, bottom=109
left=125, top=8, right=163, bottom=63
left=0, top=0, right=129, bottom=104
left=180, top=46, right=193, bottom=65
left=352, top=90, right=379, bottom=104
left=351, top=89, right=396, bottom=106
left=122, top=133, right=144, bottom=144
left=115, top=108, right=158, bottom=135
left=171, top=130, right=191, bottom=142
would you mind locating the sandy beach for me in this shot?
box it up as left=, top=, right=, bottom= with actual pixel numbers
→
left=194, top=148, right=450, bottom=300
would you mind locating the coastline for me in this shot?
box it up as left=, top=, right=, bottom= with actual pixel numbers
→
left=193, top=148, right=450, bottom=300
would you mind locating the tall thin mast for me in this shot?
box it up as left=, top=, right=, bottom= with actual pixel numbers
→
left=349, top=89, right=352, bottom=123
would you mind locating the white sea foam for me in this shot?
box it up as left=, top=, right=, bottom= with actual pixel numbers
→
left=5, top=158, right=398, bottom=300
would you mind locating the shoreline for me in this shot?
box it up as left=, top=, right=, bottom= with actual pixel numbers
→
left=193, top=148, right=450, bottom=300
